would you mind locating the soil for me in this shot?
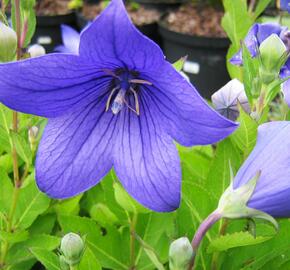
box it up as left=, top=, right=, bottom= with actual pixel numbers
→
left=35, top=0, right=71, bottom=16
left=81, top=2, right=161, bottom=26
left=164, top=3, right=226, bottom=38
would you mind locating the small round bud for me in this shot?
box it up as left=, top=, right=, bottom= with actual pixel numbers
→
left=169, top=237, right=194, bottom=270
left=0, top=22, right=17, bottom=62
left=28, top=44, right=46, bottom=58
left=60, top=233, right=84, bottom=266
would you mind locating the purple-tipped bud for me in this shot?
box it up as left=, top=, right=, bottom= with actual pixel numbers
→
left=211, top=79, right=250, bottom=121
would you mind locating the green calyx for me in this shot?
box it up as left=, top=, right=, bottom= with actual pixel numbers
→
left=217, top=169, right=278, bottom=231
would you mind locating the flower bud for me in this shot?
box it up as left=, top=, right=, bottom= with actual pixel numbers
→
left=169, top=237, right=194, bottom=270
left=259, top=34, right=287, bottom=84
left=0, top=22, right=17, bottom=62
left=28, top=126, right=39, bottom=151
left=60, top=233, right=85, bottom=266
left=28, top=44, right=46, bottom=58
left=211, top=79, right=250, bottom=121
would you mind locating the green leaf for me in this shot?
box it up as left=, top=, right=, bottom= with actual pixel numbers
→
left=0, top=154, right=13, bottom=173
left=0, top=170, right=13, bottom=215
left=207, top=231, right=272, bottom=253
left=0, top=230, right=29, bottom=244
left=242, top=43, right=259, bottom=103
left=7, top=234, right=60, bottom=266
left=30, top=247, right=60, bottom=270
left=173, top=57, right=187, bottom=72
left=114, top=182, right=150, bottom=214
left=252, top=0, right=273, bottom=19
left=29, top=214, right=56, bottom=235
left=53, top=194, right=83, bottom=216
left=10, top=131, right=32, bottom=165
left=135, top=234, right=165, bottom=270
left=89, top=203, right=118, bottom=227
left=231, top=107, right=258, bottom=158
left=79, top=247, right=102, bottom=270
left=14, top=179, right=50, bottom=229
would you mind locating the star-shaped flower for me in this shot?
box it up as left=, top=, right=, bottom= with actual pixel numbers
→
left=0, top=0, right=237, bottom=212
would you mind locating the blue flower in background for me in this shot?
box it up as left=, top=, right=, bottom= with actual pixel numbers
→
left=278, top=0, right=290, bottom=12
left=230, top=22, right=290, bottom=107
left=233, top=121, right=290, bottom=217
left=55, top=25, right=80, bottom=54
left=0, top=0, right=237, bottom=212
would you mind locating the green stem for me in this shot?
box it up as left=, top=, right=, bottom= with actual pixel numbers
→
left=0, top=187, right=21, bottom=268
left=129, top=213, right=138, bottom=270
left=70, top=265, right=78, bottom=270
left=0, top=1, right=22, bottom=268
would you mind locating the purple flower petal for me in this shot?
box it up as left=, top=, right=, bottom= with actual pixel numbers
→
left=55, top=25, right=80, bottom=54
left=233, top=121, right=290, bottom=217
left=113, top=95, right=181, bottom=212
left=79, top=0, right=164, bottom=71
left=142, top=62, right=238, bottom=146
left=36, top=97, right=117, bottom=198
left=0, top=54, right=111, bottom=117
left=279, top=0, right=290, bottom=12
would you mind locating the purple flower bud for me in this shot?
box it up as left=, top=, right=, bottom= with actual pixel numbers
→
left=211, top=79, right=250, bottom=121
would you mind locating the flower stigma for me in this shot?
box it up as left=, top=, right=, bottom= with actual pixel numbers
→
left=104, top=68, right=152, bottom=116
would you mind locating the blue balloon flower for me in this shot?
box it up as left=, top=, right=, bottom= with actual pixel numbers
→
left=0, top=0, right=237, bottom=212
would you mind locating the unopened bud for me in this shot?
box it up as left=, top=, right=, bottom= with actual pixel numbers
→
left=60, top=233, right=84, bottom=266
left=169, top=237, right=194, bottom=270
left=259, top=34, right=287, bottom=84
left=28, top=126, right=39, bottom=150
left=211, top=79, right=250, bottom=121
left=28, top=44, right=46, bottom=58
left=0, top=22, right=17, bottom=62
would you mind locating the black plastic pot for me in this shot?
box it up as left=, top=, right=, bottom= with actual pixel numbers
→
left=76, top=11, right=162, bottom=46
left=32, top=13, right=76, bottom=53
left=133, top=0, right=190, bottom=10
left=158, top=21, right=230, bottom=99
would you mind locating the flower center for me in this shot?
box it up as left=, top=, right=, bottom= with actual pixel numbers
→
left=104, top=68, right=152, bottom=116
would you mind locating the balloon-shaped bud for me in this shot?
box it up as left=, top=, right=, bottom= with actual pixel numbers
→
left=169, top=237, right=194, bottom=270
left=259, top=34, right=287, bottom=84
left=0, top=22, right=17, bottom=62
left=60, top=233, right=85, bottom=266
left=28, top=44, right=46, bottom=58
